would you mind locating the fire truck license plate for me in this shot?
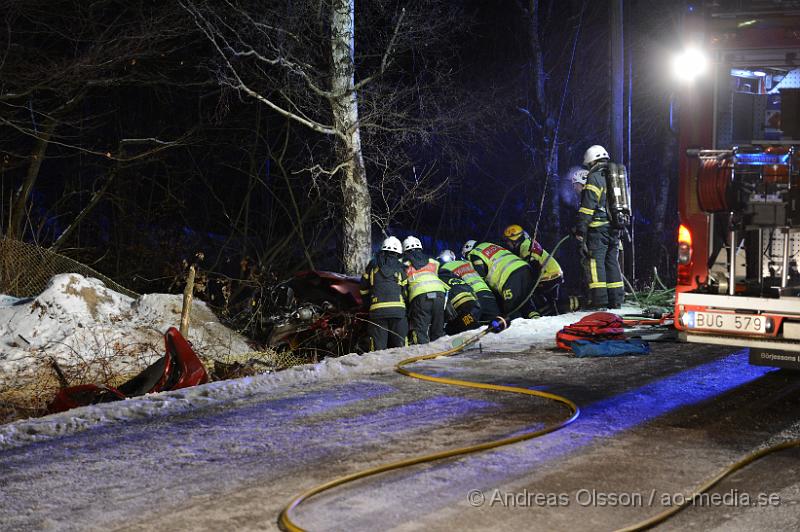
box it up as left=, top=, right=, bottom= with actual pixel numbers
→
left=686, top=311, right=767, bottom=334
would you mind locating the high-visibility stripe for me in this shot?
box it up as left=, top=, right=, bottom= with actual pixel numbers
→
left=451, top=291, right=475, bottom=309
left=359, top=289, right=369, bottom=295
left=590, top=259, right=599, bottom=284
left=589, top=281, right=607, bottom=288
left=473, top=243, right=527, bottom=291
left=585, top=183, right=603, bottom=199
left=406, top=259, right=447, bottom=300
left=607, top=281, right=624, bottom=289
left=578, top=207, right=595, bottom=215
left=540, top=272, right=562, bottom=282
left=370, top=301, right=406, bottom=311
left=589, top=220, right=609, bottom=227
left=442, top=259, right=494, bottom=294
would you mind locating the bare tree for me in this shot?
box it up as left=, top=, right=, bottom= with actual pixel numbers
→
left=1, top=0, right=201, bottom=244
left=180, top=0, right=484, bottom=274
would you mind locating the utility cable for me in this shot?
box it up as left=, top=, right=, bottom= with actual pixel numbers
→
left=531, top=0, right=587, bottom=244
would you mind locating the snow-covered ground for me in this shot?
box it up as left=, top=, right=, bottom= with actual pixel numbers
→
left=0, top=293, right=637, bottom=450
left=0, top=274, right=251, bottom=420
left=1, top=295, right=797, bottom=532
left=2, top=278, right=797, bottom=532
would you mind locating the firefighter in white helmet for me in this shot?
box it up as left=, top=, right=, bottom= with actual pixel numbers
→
left=570, top=167, right=589, bottom=195
left=359, top=236, right=409, bottom=351
left=572, top=145, right=624, bottom=309
left=402, top=236, right=448, bottom=344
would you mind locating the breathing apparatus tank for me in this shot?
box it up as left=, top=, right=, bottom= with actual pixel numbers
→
left=605, top=162, right=631, bottom=229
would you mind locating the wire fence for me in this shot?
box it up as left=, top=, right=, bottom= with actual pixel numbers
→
left=0, top=237, right=138, bottom=298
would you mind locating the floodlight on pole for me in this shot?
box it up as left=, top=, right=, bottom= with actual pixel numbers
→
left=671, top=47, right=709, bottom=83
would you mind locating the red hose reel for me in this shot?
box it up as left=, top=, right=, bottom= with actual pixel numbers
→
left=697, top=157, right=733, bottom=213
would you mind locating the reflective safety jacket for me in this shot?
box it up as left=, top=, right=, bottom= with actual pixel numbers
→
left=467, top=242, right=528, bottom=292
left=519, top=238, right=563, bottom=282
left=575, top=164, right=610, bottom=236
left=404, top=255, right=448, bottom=302
left=439, top=268, right=478, bottom=311
left=359, top=252, right=408, bottom=317
left=439, top=259, right=493, bottom=296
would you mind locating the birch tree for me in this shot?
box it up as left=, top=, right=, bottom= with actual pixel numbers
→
left=180, top=0, right=477, bottom=275
left=330, top=0, right=371, bottom=273
left=181, top=0, right=392, bottom=274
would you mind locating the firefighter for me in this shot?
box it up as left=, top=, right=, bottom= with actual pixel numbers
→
left=572, top=145, right=624, bottom=309
left=462, top=240, right=536, bottom=320
left=437, top=250, right=482, bottom=334
left=403, top=236, right=448, bottom=344
left=359, top=236, right=409, bottom=351
left=440, top=248, right=501, bottom=321
left=571, top=168, right=593, bottom=306
left=501, top=224, right=572, bottom=315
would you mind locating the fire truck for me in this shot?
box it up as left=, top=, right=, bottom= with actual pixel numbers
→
left=674, top=0, right=800, bottom=369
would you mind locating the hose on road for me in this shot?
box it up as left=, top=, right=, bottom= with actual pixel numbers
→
left=278, top=323, right=580, bottom=532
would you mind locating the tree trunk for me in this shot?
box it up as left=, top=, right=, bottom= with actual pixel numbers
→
left=653, top=125, right=677, bottom=269
left=548, top=147, right=560, bottom=235
left=50, top=164, right=119, bottom=251
left=331, top=0, right=371, bottom=275
left=609, top=0, right=624, bottom=160
left=8, top=118, right=57, bottom=240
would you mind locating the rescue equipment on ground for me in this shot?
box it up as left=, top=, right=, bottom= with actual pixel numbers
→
left=571, top=338, right=650, bottom=357
left=555, top=311, right=626, bottom=350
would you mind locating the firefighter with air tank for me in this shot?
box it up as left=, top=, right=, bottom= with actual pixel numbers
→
left=571, top=145, right=631, bottom=310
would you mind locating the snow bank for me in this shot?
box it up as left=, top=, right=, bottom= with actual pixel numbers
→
left=0, top=304, right=640, bottom=450
left=0, top=273, right=251, bottom=389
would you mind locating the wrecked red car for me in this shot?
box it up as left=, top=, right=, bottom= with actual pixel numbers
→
left=48, top=327, right=208, bottom=414
left=262, top=270, right=369, bottom=358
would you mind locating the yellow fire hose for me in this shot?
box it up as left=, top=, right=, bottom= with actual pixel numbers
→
left=617, top=437, right=800, bottom=531
left=278, top=323, right=580, bottom=531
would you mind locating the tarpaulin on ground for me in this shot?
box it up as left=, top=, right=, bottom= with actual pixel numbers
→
left=571, top=339, right=650, bottom=358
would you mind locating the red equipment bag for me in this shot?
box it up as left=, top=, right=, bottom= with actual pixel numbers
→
left=556, top=312, right=625, bottom=350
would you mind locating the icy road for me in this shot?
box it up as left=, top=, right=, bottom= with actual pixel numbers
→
left=1, top=316, right=799, bottom=531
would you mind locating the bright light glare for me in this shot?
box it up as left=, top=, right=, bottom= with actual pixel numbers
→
left=672, top=47, right=708, bottom=83
left=753, top=70, right=767, bottom=77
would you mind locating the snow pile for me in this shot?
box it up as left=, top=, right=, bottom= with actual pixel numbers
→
left=0, top=273, right=251, bottom=391
left=0, top=304, right=640, bottom=449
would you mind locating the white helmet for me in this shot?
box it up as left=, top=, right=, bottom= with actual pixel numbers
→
left=402, top=235, right=423, bottom=252
left=461, top=240, right=476, bottom=258
left=583, top=145, right=609, bottom=167
left=381, top=236, right=402, bottom=254
left=570, top=168, right=589, bottom=186
left=438, top=249, right=456, bottom=263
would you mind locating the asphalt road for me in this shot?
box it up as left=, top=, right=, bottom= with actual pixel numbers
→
left=1, top=339, right=799, bottom=531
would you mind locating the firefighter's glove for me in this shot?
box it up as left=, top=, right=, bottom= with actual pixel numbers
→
left=488, top=316, right=508, bottom=333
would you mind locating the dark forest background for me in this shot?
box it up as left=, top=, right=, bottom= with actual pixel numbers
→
left=0, top=0, right=684, bottom=318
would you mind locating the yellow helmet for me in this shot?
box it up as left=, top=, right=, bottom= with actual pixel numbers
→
left=503, top=224, right=528, bottom=242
